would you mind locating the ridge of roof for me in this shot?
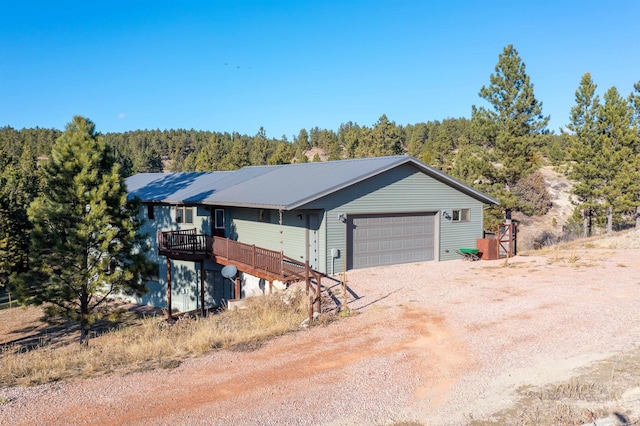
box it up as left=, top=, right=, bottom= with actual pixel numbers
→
left=125, top=155, right=499, bottom=208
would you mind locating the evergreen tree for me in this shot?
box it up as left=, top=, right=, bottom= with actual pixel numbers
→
left=250, top=127, right=270, bottom=166
left=631, top=81, right=640, bottom=228
left=294, top=128, right=310, bottom=153
left=597, top=87, right=639, bottom=232
left=0, top=165, right=34, bottom=286
left=338, top=122, right=362, bottom=159
left=473, top=44, right=549, bottom=186
left=267, top=142, right=294, bottom=165
left=405, top=123, right=428, bottom=158
left=11, top=116, right=154, bottom=346
left=224, top=140, right=250, bottom=170
left=370, top=114, right=403, bottom=156
left=566, top=73, right=601, bottom=236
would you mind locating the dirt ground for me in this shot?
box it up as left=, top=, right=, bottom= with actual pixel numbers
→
left=2, top=230, right=640, bottom=425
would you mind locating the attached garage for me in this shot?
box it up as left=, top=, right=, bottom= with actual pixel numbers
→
left=347, top=212, right=437, bottom=269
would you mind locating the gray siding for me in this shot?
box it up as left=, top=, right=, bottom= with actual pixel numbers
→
left=300, top=163, right=485, bottom=272
left=128, top=203, right=219, bottom=312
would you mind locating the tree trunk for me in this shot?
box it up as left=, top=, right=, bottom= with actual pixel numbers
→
left=606, top=205, right=613, bottom=234
left=583, top=209, right=589, bottom=238
left=80, top=286, right=89, bottom=347
left=636, top=205, right=640, bottom=229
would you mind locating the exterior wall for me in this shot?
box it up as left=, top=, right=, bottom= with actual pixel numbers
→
left=128, top=203, right=307, bottom=311
left=229, top=207, right=326, bottom=271
left=300, top=163, right=486, bottom=272
left=122, top=203, right=224, bottom=312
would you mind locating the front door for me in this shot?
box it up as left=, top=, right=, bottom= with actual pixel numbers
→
left=306, top=214, right=319, bottom=270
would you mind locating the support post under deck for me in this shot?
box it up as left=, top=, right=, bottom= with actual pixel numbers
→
left=166, top=258, right=173, bottom=320
left=200, top=261, right=206, bottom=317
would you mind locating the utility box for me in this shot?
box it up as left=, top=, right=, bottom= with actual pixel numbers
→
left=477, top=238, right=498, bottom=260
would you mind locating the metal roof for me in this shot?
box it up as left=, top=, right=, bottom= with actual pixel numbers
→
left=125, top=155, right=499, bottom=209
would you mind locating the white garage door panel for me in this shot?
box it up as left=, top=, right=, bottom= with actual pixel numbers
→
left=348, top=213, right=436, bottom=269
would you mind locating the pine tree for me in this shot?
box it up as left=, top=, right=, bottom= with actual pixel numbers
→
left=567, top=73, right=601, bottom=236
left=11, top=116, right=154, bottom=346
left=250, top=127, right=270, bottom=165
left=0, top=165, right=34, bottom=286
left=631, top=81, right=640, bottom=228
left=597, top=87, right=639, bottom=232
left=473, top=44, right=549, bottom=187
left=224, top=140, right=250, bottom=170
left=370, top=114, right=403, bottom=156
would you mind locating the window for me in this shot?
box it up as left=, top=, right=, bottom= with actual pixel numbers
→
left=215, top=209, right=225, bottom=229
left=452, top=208, right=470, bottom=222
left=258, top=209, right=271, bottom=222
left=176, top=206, right=193, bottom=224
left=147, top=205, right=155, bottom=220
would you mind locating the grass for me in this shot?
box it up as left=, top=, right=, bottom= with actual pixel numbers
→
left=0, top=290, right=311, bottom=387
left=468, top=349, right=640, bottom=426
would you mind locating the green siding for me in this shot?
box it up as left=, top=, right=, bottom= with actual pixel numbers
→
left=230, top=207, right=325, bottom=269
left=300, top=163, right=485, bottom=271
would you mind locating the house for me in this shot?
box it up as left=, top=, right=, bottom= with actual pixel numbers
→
left=124, top=155, right=499, bottom=313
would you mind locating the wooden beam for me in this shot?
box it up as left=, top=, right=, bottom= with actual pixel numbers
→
left=166, top=258, right=173, bottom=320
left=234, top=276, right=241, bottom=300
left=200, top=261, right=206, bottom=317
left=315, top=274, right=322, bottom=314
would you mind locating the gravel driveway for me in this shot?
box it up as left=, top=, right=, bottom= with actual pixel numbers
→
left=2, top=238, right=640, bottom=425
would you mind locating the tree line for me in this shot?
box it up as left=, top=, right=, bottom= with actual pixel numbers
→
left=2, top=44, right=640, bottom=298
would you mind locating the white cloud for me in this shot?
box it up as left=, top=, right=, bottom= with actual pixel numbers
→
left=117, top=113, right=126, bottom=119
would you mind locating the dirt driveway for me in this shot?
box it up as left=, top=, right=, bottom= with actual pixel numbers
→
left=2, top=240, right=640, bottom=425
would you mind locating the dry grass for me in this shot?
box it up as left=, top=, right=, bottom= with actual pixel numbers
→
left=470, top=349, right=640, bottom=426
left=0, top=290, right=310, bottom=387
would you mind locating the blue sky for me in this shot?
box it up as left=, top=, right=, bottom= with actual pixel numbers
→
left=1, top=1, right=639, bottom=139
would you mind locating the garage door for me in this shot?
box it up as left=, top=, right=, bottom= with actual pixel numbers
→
left=347, top=213, right=436, bottom=269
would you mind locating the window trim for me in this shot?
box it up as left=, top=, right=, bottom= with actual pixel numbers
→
left=452, top=208, right=470, bottom=222
left=176, top=205, right=194, bottom=224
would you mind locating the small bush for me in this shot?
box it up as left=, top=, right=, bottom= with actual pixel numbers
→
left=532, top=230, right=557, bottom=249
left=513, top=170, right=552, bottom=216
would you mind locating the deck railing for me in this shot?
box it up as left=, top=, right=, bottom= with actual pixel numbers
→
left=158, top=229, right=212, bottom=256
left=158, top=229, right=319, bottom=283
left=212, top=237, right=284, bottom=277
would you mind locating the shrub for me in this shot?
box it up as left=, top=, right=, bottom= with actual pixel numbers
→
left=513, top=170, right=552, bottom=216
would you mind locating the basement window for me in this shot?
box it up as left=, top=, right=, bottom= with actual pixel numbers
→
left=452, top=208, right=470, bottom=222
left=176, top=206, right=193, bottom=224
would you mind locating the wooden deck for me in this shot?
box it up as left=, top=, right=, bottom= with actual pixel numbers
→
left=157, top=228, right=321, bottom=284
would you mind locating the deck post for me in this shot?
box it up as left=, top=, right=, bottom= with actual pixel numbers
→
left=166, top=258, right=173, bottom=320
left=269, top=280, right=273, bottom=295
left=280, top=252, right=284, bottom=281
left=235, top=276, right=241, bottom=300
left=305, top=261, right=310, bottom=295
left=200, top=261, right=206, bottom=317
left=315, top=274, right=321, bottom=314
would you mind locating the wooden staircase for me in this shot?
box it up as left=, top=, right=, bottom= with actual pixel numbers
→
left=157, top=229, right=323, bottom=318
